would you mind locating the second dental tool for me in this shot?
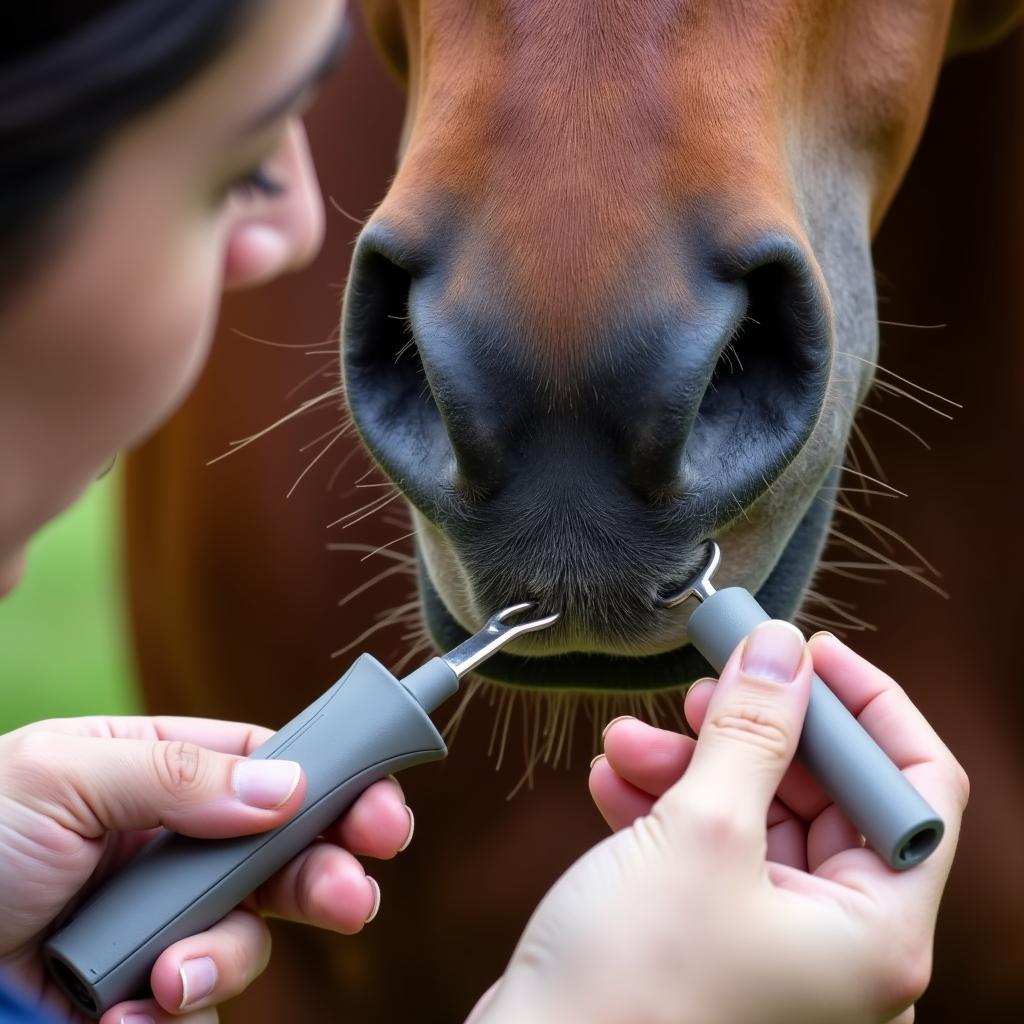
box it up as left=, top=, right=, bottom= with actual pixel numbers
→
left=660, top=540, right=943, bottom=872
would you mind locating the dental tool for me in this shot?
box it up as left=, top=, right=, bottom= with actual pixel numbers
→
left=44, top=603, right=559, bottom=1019
left=659, top=540, right=943, bottom=872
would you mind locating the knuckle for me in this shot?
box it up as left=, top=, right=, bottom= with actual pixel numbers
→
left=294, top=848, right=323, bottom=923
left=229, top=933, right=253, bottom=984
left=888, top=953, right=932, bottom=1012
left=252, top=920, right=272, bottom=975
left=7, top=729, right=48, bottom=771
left=949, top=760, right=970, bottom=809
left=684, top=795, right=753, bottom=850
left=707, top=700, right=791, bottom=761
left=154, top=740, right=206, bottom=798
left=872, top=939, right=932, bottom=1015
left=4, top=730, right=62, bottom=792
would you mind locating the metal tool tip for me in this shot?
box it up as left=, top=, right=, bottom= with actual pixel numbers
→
left=444, top=602, right=561, bottom=678
left=491, top=600, right=536, bottom=621
left=492, top=602, right=561, bottom=631
left=656, top=539, right=721, bottom=608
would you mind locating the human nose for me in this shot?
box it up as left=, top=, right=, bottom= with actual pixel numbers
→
left=222, top=120, right=326, bottom=291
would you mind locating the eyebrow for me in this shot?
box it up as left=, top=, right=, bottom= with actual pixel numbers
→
left=243, top=17, right=350, bottom=133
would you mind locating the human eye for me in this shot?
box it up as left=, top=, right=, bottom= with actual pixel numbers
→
left=226, top=162, right=286, bottom=201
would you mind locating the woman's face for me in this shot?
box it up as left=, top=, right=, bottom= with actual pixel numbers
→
left=0, top=0, right=344, bottom=593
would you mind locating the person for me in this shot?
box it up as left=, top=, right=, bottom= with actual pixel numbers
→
left=0, top=2, right=968, bottom=1022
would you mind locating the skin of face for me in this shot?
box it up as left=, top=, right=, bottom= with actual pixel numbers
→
left=0, top=0, right=344, bottom=594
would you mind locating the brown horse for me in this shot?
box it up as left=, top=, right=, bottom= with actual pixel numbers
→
left=344, top=0, right=1019, bottom=691
left=124, top=2, right=1024, bottom=1021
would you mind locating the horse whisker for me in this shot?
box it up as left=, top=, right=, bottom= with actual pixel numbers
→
left=287, top=427, right=349, bottom=499
left=331, top=599, right=420, bottom=656
left=327, top=489, right=402, bottom=530
left=442, top=676, right=486, bottom=746
left=821, top=484, right=899, bottom=499
left=826, top=527, right=947, bottom=598
left=831, top=502, right=939, bottom=575
left=230, top=327, right=329, bottom=351
left=336, top=562, right=414, bottom=610
left=285, top=358, right=342, bottom=400
left=493, top=687, right=517, bottom=772
left=816, top=563, right=888, bottom=584
left=353, top=465, right=382, bottom=487
left=803, top=587, right=876, bottom=631
left=328, top=194, right=369, bottom=226
left=872, top=379, right=956, bottom=420
left=325, top=542, right=415, bottom=565
left=843, top=346, right=960, bottom=407
left=379, top=512, right=412, bottom=531
left=831, top=494, right=896, bottom=556
left=835, top=465, right=908, bottom=498
left=875, top=319, right=947, bottom=330
left=298, top=422, right=351, bottom=454
left=390, top=634, right=436, bottom=677
left=360, top=531, right=417, bottom=562
left=860, top=403, right=933, bottom=448
left=849, top=417, right=890, bottom=487
left=208, top=386, right=344, bottom=464
left=326, top=445, right=368, bottom=491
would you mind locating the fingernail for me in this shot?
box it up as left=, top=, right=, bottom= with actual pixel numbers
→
left=120, top=1015, right=155, bottom=1024
left=741, top=621, right=805, bottom=683
left=808, top=630, right=836, bottom=643
left=179, top=956, right=217, bottom=1010
left=365, top=876, right=381, bottom=923
left=601, top=715, right=636, bottom=741
left=688, top=676, right=717, bottom=689
left=398, top=805, right=415, bottom=852
left=232, top=759, right=301, bottom=809
left=589, top=753, right=606, bottom=770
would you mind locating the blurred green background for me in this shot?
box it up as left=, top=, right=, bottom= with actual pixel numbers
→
left=0, top=473, right=139, bottom=732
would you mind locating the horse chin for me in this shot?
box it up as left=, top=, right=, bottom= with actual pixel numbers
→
left=416, top=469, right=838, bottom=692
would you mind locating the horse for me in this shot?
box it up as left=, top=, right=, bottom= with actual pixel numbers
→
left=123, top=2, right=1024, bottom=1021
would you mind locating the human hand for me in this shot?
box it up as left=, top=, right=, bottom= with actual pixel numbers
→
left=471, top=624, right=968, bottom=1024
left=0, top=715, right=415, bottom=1023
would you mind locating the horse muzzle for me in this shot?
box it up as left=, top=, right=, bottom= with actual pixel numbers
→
left=342, top=218, right=836, bottom=687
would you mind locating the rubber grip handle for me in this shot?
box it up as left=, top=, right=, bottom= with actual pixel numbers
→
left=687, top=588, right=943, bottom=871
left=44, top=654, right=449, bottom=1018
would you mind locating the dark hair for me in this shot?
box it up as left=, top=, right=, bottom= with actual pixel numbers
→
left=0, top=0, right=261, bottom=285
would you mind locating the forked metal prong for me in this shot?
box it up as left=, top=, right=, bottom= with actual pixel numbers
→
left=442, top=602, right=561, bottom=678
left=657, top=540, right=722, bottom=608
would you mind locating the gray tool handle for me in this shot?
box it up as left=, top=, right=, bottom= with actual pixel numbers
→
left=44, top=654, right=449, bottom=1018
left=686, top=588, right=943, bottom=871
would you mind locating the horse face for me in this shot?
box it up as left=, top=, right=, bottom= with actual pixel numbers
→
left=343, top=0, right=954, bottom=689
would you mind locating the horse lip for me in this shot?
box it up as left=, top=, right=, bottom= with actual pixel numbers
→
left=419, top=568, right=705, bottom=689
left=411, top=467, right=839, bottom=690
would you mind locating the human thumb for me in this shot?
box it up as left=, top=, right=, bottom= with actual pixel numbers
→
left=659, top=620, right=812, bottom=841
left=8, top=733, right=306, bottom=839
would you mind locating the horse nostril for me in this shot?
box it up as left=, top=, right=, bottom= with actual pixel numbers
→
left=678, top=235, right=831, bottom=510
left=343, top=231, right=455, bottom=515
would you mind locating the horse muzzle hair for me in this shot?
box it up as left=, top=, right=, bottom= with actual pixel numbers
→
left=341, top=0, right=1001, bottom=689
